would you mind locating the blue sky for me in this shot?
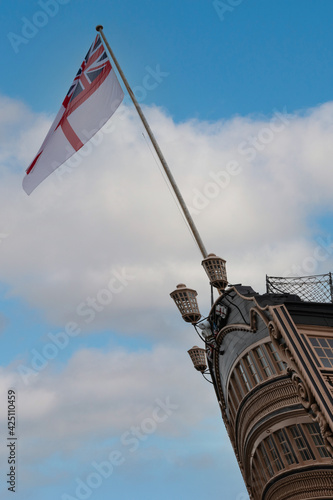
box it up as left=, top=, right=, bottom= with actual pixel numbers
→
left=3, top=0, right=333, bottom=120
left=1, top=1, right=333, bottom=500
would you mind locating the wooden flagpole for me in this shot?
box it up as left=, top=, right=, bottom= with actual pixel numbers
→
left=96, top=25, right=208, bottom=259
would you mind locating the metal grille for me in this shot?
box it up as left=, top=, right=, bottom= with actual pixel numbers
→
left=266, top=273, right=333, bottom=303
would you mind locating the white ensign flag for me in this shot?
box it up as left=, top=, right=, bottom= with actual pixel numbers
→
left=23, top=34, right=124, bottom=195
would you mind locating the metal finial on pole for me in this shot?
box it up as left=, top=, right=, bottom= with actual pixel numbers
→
left=96, top=25, right=208, bottom=259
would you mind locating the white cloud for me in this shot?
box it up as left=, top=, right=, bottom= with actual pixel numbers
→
left=0, top=345, right=218, bottom=463
left=1, top=344, right=232, bottom=496
left=0, top=95, right=333, bottom=336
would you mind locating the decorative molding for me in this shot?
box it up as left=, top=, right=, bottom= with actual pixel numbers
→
left=268, top=320, right=282, bottom=341
left=323, top=373, right=333, bottom=394
left=215, top=304, right=266, bottom=343
left=310, top=403, right=333, bottom=456
left=289, top=370, right=314, bottom=410
left=216, top=323, right=254, bottom=346
left=236, top=378, right=299, bottom=463
left=263, top=469, right=333, bottom=500
left=251, top=306, right=271, bottom=328
left=267, top=317, right=333, bottom=458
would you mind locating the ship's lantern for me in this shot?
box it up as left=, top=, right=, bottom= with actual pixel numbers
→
left=188, top=346, right=207, bottom=373
left=202, top=253, right=228, bottom=291
left=170, top=284, right=201, bottom=324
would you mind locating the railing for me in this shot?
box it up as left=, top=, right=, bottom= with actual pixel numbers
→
left=266, top=273, right=333, bottom=303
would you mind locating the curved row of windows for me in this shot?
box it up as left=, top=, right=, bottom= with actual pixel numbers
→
left=227, top=341, right=287, bottom=423
left=251, top=422, right=330, bottom=498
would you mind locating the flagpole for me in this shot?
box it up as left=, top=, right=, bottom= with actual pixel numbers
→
left=96, top=25, right=208, bottom=259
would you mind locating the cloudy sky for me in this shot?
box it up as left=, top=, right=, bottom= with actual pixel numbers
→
left=1, top=1, right=333, bottom=499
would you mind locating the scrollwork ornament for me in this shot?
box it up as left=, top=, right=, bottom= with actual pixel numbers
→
left=290, top=371, right=314, bottom=409
left=268, top=320, right=281, bottom=340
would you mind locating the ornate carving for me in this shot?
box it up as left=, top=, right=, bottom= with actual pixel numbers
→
left=264, top=470, right=333, bottom=500
left=282, top=346, right=296, bottom=367
left=311, top=403, right=333, bottom=456
left=289, top=371, right=314, bottom=410
left=268, top=320, right=282, bottom=340
left=267, top=321, right=298, bottom=376
left=236, top=378, right=300, bottom=464
left=324, top=374, right=333, bottom=393
left=267, top=319, right=333, bottom=458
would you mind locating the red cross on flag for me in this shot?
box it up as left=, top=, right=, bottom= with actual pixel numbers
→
left=22, top=34, right=124, bottom=195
